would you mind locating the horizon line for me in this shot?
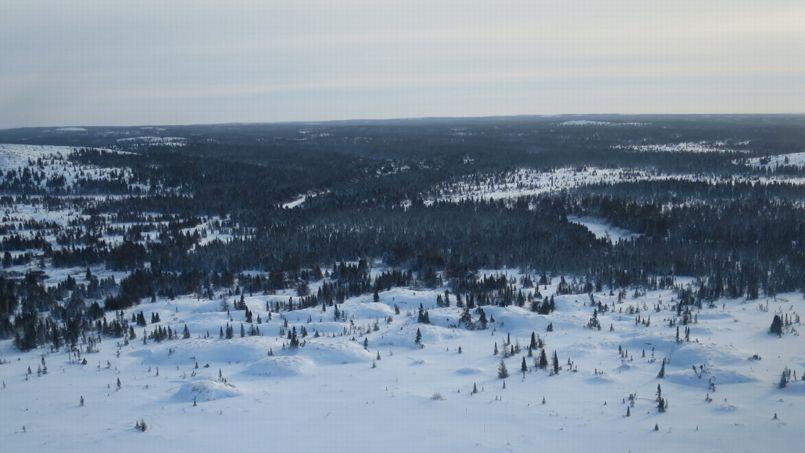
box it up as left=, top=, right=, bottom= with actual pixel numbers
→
left=3, top=112, right=805, bottom=132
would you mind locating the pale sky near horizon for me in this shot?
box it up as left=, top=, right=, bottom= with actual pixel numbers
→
left=1, top=0, right=804, bottom=128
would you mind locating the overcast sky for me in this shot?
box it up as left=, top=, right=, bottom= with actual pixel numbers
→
left=1, top=0, right=803, bottom=128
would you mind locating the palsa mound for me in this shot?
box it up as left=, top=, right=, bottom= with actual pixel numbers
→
left=172, top=379, right=241, bottom=402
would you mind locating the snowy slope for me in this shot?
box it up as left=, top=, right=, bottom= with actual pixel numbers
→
left=745, top=152, right=805, bottom=169
left=0, top=143, right=133, bottom=190
left=568, top=215, right=641, bottom=243
left=613, top=142, right=749, bottom=154
left=426, top=167, right=805, bottom=204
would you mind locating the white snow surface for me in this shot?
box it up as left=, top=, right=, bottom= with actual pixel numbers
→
left=0, top=143, right=135, bottom=190
left=568, top=215, right=641, bottom=243
left=282, top=194, right=308, bottom=209
left=116, top=136, right=186, bottom=147
left=745, top=152, right=805, bottom=169
left=281, top=191, right=327, bottom=209
left=613, top=142, right=749, bottom=154
left=1, top=280, right=804, bottom=452
left=0, top=143, right=73, bottom=168
left=427, top=167, right=805, bottom=204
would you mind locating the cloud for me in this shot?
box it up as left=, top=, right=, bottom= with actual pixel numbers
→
left=1, top=0, right=803, bottom=127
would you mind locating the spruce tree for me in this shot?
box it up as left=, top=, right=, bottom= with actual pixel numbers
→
left=498, top=360, right=509, bottom=379
left=552, top=351, right=559, bottom=374
left=538, top=349, right=548, bottom=369
left=770, top=315, right=783, bottom=336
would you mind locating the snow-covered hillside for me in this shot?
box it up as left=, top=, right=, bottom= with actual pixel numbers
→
left=116, top=136, right=186, bottom=147
left=745, top=152, right=805, bottom=169
left=425, top=167, right=805, bottom=204
left=1, top=278, right=803, bottom=452
left=613, top=141, right=750, bottom=154
left=568, top=216, right=641, bottom=243
left=0, top=144, right=135, bottom=191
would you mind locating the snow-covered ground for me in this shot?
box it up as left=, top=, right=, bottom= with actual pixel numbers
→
left=559, top=120, right=647, bottom=127
left=0, top=143, right=73, bottom=168
left=426, top=167, right=805, bottom=204
left=428, top=167, right=647, bottom=203
left=744, top=152, right=805, bottom=169
left=0, top=144, right=228, bottom=279
left=282, top=194, right=309, bottom=209
left=0, top=143, right=135, bottom=191
left=612, top=141, right=750, bottom=154
left=1, top=279, right=803, bottom=452
left=116, top=136, right=186, bottom=147
left=568, top=216, right=641, bottom=243
left=281, top=191, right=328, bottom=209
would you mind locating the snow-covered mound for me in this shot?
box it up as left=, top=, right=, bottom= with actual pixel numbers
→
left=131, top=341, right=268, bottom=366
left=668, top=343, right=745, bottom=367
left=373, top=322, right=462, bottom=349
left=2, top=283, right=804, bottom=453
left=172, top=379, right=241, bottom=402
left=297, top=341, right=374, bottom=365
left=241, top=356, right=315, bottom=378
left=665, top=368, right=756, bottom=387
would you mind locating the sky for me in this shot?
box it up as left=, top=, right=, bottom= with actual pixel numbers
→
left=1, top=0, right=804, bottom=128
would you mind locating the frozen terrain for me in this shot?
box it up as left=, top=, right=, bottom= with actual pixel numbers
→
left=612, top=141, right=749, bottom=154
left=1, top=124, right=804, bottom=453
left=559, top=120, right=647, bottom=127
left=116, top=136, right=186, bottom=147
left=426, top=167, right=805, bottom=204
left=0, top=143, right=135, bottom=191
left=568, top=216, right=641, bottom=243
left=1, top=277, right=804, bottom=452
left=745, top=152, right=805, bottom=169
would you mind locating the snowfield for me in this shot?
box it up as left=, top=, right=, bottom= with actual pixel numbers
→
left=559, top=120, right=648, bottom=127
left=1, top=278, right=804, bottom=452
left=612, top=142, right=749, bottom=154
left=744, top=152, right=805, bottom=169
left=116, top=136, right=186, bottom=147
left=0, top=143, right=135, bottom=191
left=568, top=216, right=641, bottom=243
left=0, top=143, right=74, bottom=168
left=426, top=167, right=805, bottom=204
left=281, top=191, right=328, bottom=209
